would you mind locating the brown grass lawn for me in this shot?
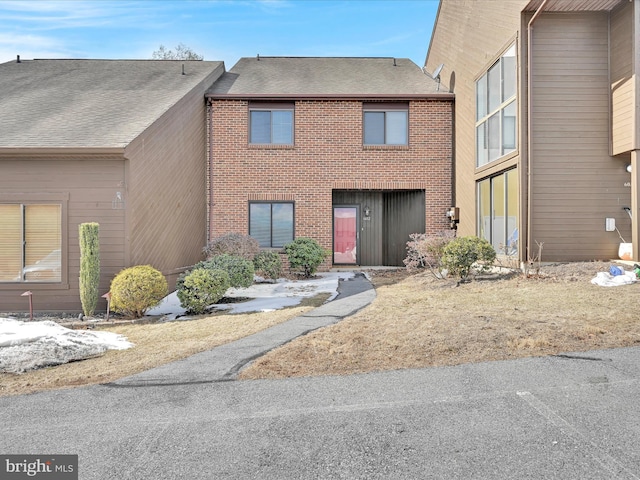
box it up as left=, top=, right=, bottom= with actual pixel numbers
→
left=240, top=262, right=640, bottom=379
left=2, top=261, right=639, bottom=396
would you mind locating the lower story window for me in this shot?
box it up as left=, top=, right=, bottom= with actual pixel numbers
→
left=477, top=169, right=518, bottom=255
left=249, top=202, right=294, bottom=248
left=0, top=203, right=62, bottom=282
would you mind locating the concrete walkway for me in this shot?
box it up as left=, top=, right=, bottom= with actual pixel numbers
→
left=111, top=272, right=376, bottom=387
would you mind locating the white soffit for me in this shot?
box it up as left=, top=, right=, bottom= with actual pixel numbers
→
left=524, top=0, right=626, bottom=12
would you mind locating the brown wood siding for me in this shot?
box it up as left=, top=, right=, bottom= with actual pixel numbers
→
left=530, top=13, right=631, bottom=261
left=125, top=66, right=224, bottom=288
left=0, top=157, right=126, bottom=312
left=383, top=190, right=426, bottom=266
left=425, top=0, right=528, bottom=238
left=611, top=1, right=635, bottom=155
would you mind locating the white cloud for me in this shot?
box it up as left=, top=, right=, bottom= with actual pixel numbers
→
left=0, top=33, right=71, bottom=62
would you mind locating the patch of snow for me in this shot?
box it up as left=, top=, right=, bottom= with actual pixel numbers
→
left=146, top=271, right=353, bottom=317
left=591, top=270, right=638, bottom=287
left=0, top=318, right=133, bottom=374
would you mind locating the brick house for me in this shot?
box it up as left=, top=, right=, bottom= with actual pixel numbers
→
left=206, top=56, right=454, bottom=268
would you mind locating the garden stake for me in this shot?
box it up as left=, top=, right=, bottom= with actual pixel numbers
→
left=21, top=291, right=33, bottom=321
left=102, top=292, right=112, bottom=322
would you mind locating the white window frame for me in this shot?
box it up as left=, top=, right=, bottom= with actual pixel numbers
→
left=476, top=44, right=517, bottom=167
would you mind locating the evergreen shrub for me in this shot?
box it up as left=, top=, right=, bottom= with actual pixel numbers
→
left=284, top=237, right=329, bottom=278
left=177, top=268, right=230, bottom=314
left=110, top=265, right=167, bottom=318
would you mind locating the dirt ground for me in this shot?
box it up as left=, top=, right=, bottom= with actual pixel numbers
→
left=2, top=261, right=639, bottom=396
left=239, top=261, right=640, bottom=379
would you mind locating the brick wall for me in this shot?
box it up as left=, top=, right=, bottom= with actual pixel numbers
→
left=208, top=98, right=453, bottom=269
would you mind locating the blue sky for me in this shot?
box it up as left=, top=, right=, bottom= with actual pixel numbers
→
left=0, top=0, right=439, bottom=68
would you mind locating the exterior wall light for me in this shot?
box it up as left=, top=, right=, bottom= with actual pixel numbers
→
left=627, top=164, right=632, bottom=173
left=112, top=191, right=125, bottom=209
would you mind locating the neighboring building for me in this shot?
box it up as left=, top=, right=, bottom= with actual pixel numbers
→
left=206, top=56, right=453, bottom=268
left=0, top=58, right=224, bottom=312
left=425, top=0, right=639, bottom=262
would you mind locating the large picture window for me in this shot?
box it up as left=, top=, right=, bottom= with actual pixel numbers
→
left=249, top=103, right=294, bottom=145
left=477, top=169, right=518, bottom=255
left=0, top=204, right=62, bottom=282
left=476, top=44, right=517, bottom=167
left=363, top=103, right=408, bottom=145
left=249, top=202, right=294, bottom=248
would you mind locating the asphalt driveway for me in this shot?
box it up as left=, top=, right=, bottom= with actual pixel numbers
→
left=1, top=274, right=640, bottom=479
left=2, top=346, right=640, bottom=479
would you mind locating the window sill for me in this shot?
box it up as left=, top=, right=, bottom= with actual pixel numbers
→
left=363, top=145, right=409, bottom=151
left=248, top=144, right=295, bottom=150
left=0, top=282, right=70, bottom=291
left=475, top=150, right=518, bottom=175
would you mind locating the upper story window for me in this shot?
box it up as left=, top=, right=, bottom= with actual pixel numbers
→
left=363, top=103, right=408, bottom=146
left=0, top=203, right=62, bottom=282
left=249, top=102, right=294, bottom=145
left=476, top=44, right=517, bottom=167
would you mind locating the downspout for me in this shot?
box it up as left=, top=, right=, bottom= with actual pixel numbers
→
left=632, top=0, right=640, bottom=261
left=206, top=98, right=212, bottom=245
left=526, top=0, right=548, bottom=262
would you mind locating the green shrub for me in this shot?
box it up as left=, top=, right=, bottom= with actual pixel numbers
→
left=193, top=254, right=254, bottom=289
left=441, top=236, right=496, bottom=281
left=253, top=251, right=283, bottom=280
left=109, top=265, right=168, bottom=318
left=79, top=222, right=100, bottom=317
left=203, top=233, right=260, bottom=261
left=284, top=237, right=329, bottom=278
left=177, top=268, right=230, bottom=314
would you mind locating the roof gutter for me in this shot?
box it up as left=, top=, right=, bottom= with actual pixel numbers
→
left=205, top=93, right=454, bottom=101
left=526, top=0, right=548, bottom=263
left=0, top=147, right=125, bottom=157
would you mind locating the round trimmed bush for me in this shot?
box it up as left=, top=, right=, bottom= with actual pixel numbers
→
left=177, top=268, right=230, bottom=314
left=441, top=236, right=496, bottom=281
left=284, top=237, right=329, bottom=278
left=193, top=254, right=254, bottom=289
left=253, top=251, right=282, bottom=280
left=110, top=265, right=168, bottom=318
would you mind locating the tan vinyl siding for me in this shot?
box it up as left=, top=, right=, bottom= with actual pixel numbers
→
left=125, top=67, right=223, bottom=287
left=611, top=1, right=635, bottom=155
left=530, top=13, right=630, bottom=260
left=425, top=0, right=528, bottom=236
left=0, top=157, right=126, bottom=312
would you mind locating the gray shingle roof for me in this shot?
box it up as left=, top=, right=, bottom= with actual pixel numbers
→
left=0, top=59, right=223, bottom=149
left=207, top=57, right=444, bottom=98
